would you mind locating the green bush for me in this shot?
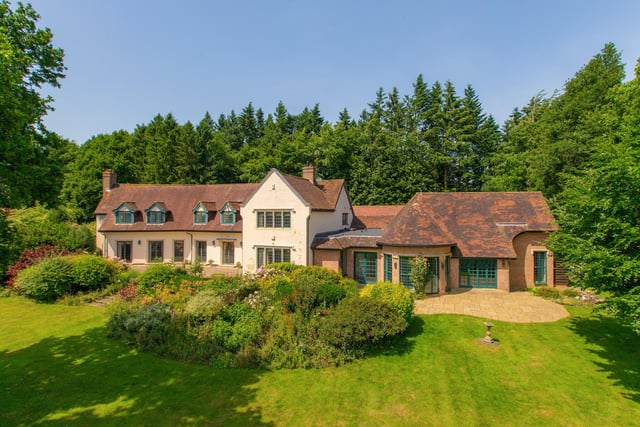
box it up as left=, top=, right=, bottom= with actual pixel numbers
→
left=71, top=255, right=119, bottom=292
left=16, top=257, right=74, bottom=302
left=360, top=282, right=415, bottom=322
left=106, top=302, right=171, bottom=349
left=203, top=275, right=258, bottom=305
left=531, top=286, right=561, bottom=299
left=138, top=264, right=178, bottom=291
left=281, top=266, right=355, bottom=316
left=266, top=262, right=301, bottom=273
left=184, top=290, right=225, bottom=322
left=319, top=297, right=408, bottom=352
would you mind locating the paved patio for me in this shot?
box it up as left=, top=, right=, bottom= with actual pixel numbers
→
left=414, top=288, right=569, bottom=323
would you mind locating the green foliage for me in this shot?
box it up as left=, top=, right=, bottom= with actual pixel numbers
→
left=529, top=286, right=561, bottom=300
left=107, top=267, right=408, bottom=369
left=0, top=209, right=17, bottom=280
left=16, top=257, right=74, bottom=302
left=0, top=1, right=68, bottom=207
left=281, top=266, right=356, bottom=316
left=598, top=287, right=640, bottom=334
left=183, top=290, right=225, bottom=322
left=106, top=302, right=171, bottom=349
left=7, top=205, right=95, bottom=256
left=408, top=255, right=433, bottom=297
left=360, top=282, right=415, bottom=322
left=138, top=264, right=180, bottom=291
left=71, top=255, right=119, bottom=292
left=319, top=297, right=408, bottom=352
left=562, top=288, right=581, bottom=298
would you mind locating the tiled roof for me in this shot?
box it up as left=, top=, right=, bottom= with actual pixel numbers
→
left=380, top=192, right=556, bottom=258
left=95, top=183, right=259, bottom=232
left=281, top=173, right=344, bottom=211
left=352, top=205, right=404, bottom=229
left=312, top=229, right=383, bottom=250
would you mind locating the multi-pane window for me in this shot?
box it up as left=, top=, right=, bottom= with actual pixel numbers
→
left=256, top=247, right=291, bottom=267
left=354, top=252, right=377, bottom=284
left=196, top=240, right=207, bottom=262
left=174, top=240, right=184, bottom=262
left=147, top=210, right=165, bottom=224
left=342, top=212, right=349, bottom=226
left=117, top=241, right=132, bottom=262
left=194, top=210, right=207, bottom=224
left=399, top=256, right=414, bottom=287
left=256, top=210, right=291, bottom=228
left=223, top=241, right=235, bottom=264
left=384, top=254, right=393, bottom=282
left=220, top=204, right=236, bottom=225
left=116, top=210, right=133, bottom=224
left=148, top=241, right=164, bottom=262
left=459, top=258, right=497, bottom=288
left=534, top=252, right=547, bottom=285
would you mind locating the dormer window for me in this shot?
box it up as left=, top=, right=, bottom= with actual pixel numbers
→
left=220, top=203, right=236, bottom=225
left=192, top=202, right=214, bottom=225
left=113, top=203, right=136, bottom=224
left=194, top=210, right=207, bottom=224
left=146, top=202, right=166, bottom=225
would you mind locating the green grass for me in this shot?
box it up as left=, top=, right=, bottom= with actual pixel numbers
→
left=1, top=297, right=638, bottom=426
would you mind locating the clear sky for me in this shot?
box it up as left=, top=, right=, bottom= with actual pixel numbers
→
left=26, top=0, right=640, bottom=144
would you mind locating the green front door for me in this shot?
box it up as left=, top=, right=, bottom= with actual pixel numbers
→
left=354, top=252, right=377, bottom=284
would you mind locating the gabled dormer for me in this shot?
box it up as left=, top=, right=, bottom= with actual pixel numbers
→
left=113, top=202, right=137, bottom=224
left=145, top=202, right=167, bottom=225
left=220, top=202, right=237, bottom=225
left=192, top=201, right=216, bottom=224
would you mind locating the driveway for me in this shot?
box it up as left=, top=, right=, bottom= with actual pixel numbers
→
left=414, top=288, right=569, bottom=323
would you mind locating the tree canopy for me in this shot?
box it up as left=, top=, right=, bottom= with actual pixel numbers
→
left=0, top=1, right=70, bottom=207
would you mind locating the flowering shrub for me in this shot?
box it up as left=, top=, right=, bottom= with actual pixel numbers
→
left=5, top=244, right=68, bottom=287
left=107, top=266, right=410, bottom=369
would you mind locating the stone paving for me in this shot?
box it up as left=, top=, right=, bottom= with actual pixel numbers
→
left=414, top=288, right=569, bottom=323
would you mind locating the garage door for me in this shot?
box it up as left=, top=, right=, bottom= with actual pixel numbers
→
left=459, top=258, right=497, bottom=288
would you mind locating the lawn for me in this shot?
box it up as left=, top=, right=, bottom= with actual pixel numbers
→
left=1, top=297, right=638, bottom=426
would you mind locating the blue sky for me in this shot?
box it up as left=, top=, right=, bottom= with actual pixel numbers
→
left=27, top=0, right=640, bottom=144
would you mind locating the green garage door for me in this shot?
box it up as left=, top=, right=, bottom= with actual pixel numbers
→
left=459, top=258, right=497, bottom=289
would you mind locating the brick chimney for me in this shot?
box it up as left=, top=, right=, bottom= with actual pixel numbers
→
left=302, top=165, right=316, bottom=184
left=102, top=169, right=117, bottom=193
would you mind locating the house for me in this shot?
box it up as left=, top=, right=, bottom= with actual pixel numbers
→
left=313, top=192, right=557, bottom=293
left=95, top=170, right=258, bottom=267
left=95, top=167, right=558, bottom=292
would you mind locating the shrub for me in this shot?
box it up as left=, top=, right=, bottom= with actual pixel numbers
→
left=204, top=275, right=257, bottom=305
left=409, top=255, right=433, bottom=297
left=139, top=264, right=178, bottom=291
left=266, top=262, right=300, bottom=273
left=319, top=297, right=408, bottom=352
left=531, top=286, right=561, bottom=299
left=71, top=255, right=119, bottom=292
left=5, top=244, right=68, bottom=287
left=281, top=266, right=355, bottom=316
left=16, top=257, right=74, bottom=302
left=106, top=302, right=171, bottom=349
left=360, top=282, right=414, bottom=322
left=184, top=290, right=226, bottom=321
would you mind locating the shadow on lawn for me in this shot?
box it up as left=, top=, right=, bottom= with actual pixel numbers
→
left=0, top=326, right=272, bottom=426
left=371, top=315, right=425, bottom=358
left=568, top=314, right=640, bottom=403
